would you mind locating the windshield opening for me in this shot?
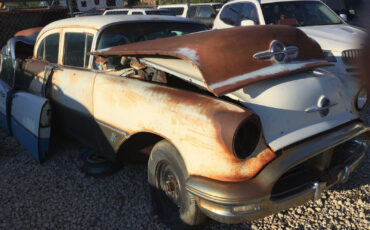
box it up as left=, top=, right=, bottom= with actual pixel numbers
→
left=261, top=1, right=343, bottom=27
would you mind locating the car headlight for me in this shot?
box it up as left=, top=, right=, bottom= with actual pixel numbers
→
left=356, top=88, right=367, bottom=110
left=233, top=116, right=261, bottom=159
left=323, top=50, right=337, bottom=62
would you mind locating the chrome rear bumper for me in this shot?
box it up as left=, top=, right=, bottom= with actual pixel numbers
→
left=186, top=121, right=369, bottom=224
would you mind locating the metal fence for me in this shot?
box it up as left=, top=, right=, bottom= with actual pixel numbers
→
left=0, top=4, right=69, bottom=47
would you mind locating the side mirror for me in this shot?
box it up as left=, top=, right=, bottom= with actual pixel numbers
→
left=241, top=19, right=256, bottom=26
left=339, top=13, right=348, bottom=22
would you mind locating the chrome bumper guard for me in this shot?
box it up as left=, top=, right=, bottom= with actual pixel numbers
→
left=186, top=121, right=369, bottom=224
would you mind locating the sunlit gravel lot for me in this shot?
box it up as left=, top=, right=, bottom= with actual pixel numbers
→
left=0, top=107, right=369, bottom=229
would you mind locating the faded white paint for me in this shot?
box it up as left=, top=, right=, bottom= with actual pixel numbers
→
left=11, top=92, right=48, bottom=137
left=175, top=48, right=200, bottom=66
left=227, top=69, right=357, bottom=151
left=50, top=69, right=96, bottom=115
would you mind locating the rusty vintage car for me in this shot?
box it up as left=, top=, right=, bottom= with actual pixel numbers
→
left=0, top=15, right=369, bottom=228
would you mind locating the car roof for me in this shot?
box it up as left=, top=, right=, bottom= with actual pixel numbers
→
left=158, top=3, right=223, bottom=7
left=41, top=15, right=202, bottom=33
left=260, top=0, right=319, bottom=3
left=105, top=8, right=167, bottom=12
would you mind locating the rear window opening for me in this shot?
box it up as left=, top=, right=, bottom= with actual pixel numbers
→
left=96, top=22, right=207, bottom=50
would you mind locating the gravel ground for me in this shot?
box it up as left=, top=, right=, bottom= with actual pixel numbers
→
left=0, top=107, right=369, bottom=230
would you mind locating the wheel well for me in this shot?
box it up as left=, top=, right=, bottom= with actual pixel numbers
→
left=116, top=132, right=163, bottom=164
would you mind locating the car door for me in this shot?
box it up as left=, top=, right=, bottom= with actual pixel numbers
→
left=49, top=29, right=98, bottom=147
left=8, top=31, right=59, bottom=162
left=11, top=92, right=51, bottom=162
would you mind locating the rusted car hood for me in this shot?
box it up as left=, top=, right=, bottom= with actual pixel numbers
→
left=94, top=25, right=330, bottom=96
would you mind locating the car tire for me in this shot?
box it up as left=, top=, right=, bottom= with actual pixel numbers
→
left=82, top=152, right=121, bottom=176
left=148, top=140, right=207, bottom=229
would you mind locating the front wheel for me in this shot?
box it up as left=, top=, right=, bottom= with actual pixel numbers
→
left=148, top=140, right=207, bottom=229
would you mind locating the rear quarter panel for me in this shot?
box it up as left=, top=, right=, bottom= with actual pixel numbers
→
left=93, top=73, right=276, bottom=182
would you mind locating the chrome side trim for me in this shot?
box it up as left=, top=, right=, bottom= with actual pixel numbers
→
left=304, top=102, right=338, bottom=113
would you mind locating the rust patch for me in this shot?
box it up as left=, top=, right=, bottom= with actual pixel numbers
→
left=212, top=109, right=254, bottom=157
left=149, top=85, right=251, bottom=157
left=130, top=58, right=146, bottom=70
left=242, top=148, right=276, bottom=178
left=94, top=26, right=330, bottom=96
left=201, top=147, right=277, bottom=182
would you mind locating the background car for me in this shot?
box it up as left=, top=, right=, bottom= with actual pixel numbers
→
left=158, top=3, right=223, bottom=27
left=103, top=8, right=171, bottom=15
left=322, top=0, right=365, bottom=27
left=213, top=0, right=366, bottom=109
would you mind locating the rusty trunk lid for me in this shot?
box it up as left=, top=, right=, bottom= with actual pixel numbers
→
left=94, top=25, right=330, bottom=96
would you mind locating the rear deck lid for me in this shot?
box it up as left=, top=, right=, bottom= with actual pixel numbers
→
left=94, top=25, right=331, bottom=96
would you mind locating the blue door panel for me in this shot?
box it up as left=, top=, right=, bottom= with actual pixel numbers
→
left=11, top=118, right=40, bottom=161
left=11, top=92, right=51, bottom=163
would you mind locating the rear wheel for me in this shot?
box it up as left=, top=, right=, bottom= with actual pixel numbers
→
left=148, top=140, right=207, bottom=229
